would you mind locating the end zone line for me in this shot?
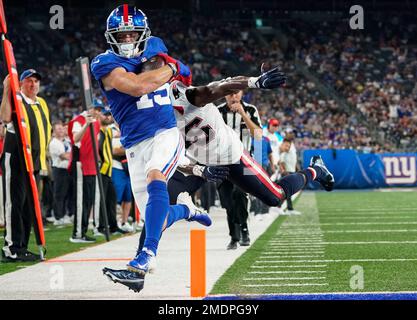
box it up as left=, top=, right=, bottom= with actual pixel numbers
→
left=206, top=291, right=417, bottom=300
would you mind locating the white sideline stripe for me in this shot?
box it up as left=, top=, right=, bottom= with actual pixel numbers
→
left=211, top=291, right=417, bottom=297
left=269, top=242, right=325, bottom=245
left=320, top=212, right=415, bottom=216
left=275, top=236, right=324, bottom=239
left=323, top=229, right=417, bottom=233
left=267, top=246, right=325, bottom=249
left=259, top=255, right=325, bottom=258
left=320, top=216, right=417, bottom=220
left=268, top=241, right=417, bottom=246
left=320, top=208, right=417, bottom=212
left=267, top=245, right=325, bottom=249
left=265, top=247, right=325, bottom=250
left=248, top=271, right=327, bottom=274
left=282, top=222, right=417, bottom=226
left=251, top=265, right=328, bottom=269
left=254, top=260, right=326, bottom=264
left=241, top=283, right=329, bottom=287
left=256, top=258, right=417, bottom=263
left=313, top=241, right=417, bottom=245
left=243, top=277, right=327, bottom=281
left=277, top=234, right=324, bottom=236
left=263, top=251, right=326, bottom=254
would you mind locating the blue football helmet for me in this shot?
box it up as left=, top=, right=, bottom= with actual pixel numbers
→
left=105, top=5, right=151, bottom=58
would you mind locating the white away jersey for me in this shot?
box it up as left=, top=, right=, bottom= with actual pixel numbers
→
left=169, top=81, right=243, bottom=166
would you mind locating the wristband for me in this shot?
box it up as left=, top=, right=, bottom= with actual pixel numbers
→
left=167, top=62, right=178, bottom=76
left=248, top=77, right=259, bottom=88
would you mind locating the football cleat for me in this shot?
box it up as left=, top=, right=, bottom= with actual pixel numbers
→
left=177, top=192, right=212, bottom=227
left=309, top=155, right=335, bottom=192
left=103, top=267, right=145, bottom=293
left=127, top=248, right=155, bottom=275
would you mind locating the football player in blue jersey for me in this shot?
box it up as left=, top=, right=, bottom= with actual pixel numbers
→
left=92, top=5, right=211, bottom=292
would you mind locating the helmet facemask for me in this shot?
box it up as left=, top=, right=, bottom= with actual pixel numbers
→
left=105, top=26, right=151, bottom=59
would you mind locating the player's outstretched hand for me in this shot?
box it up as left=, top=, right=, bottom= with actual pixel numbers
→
left=157, top=53, right=191, bottom=78
left=203, top=166, right=230, bottom=183
left=248, top=64, right=287, bottom=89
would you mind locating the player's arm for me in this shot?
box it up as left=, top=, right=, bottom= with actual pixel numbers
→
left=186, top=66, right=286, bottom=107
left=73, top=114, right=95, bottom=144
left=101, top=66, right=175, bottom=97
left=0, top=75, right=12, bottom=123
left=186, top=76, right=248, bottom=107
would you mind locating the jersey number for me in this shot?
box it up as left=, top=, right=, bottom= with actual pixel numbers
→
left=184, top=117, right=215, bottom=149
left=136, top=85, right=171, bottom=110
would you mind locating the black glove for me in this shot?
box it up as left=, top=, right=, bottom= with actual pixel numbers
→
left=248, top=63, right=287, bottom=89
left=202, top=166, right=230, bottom=182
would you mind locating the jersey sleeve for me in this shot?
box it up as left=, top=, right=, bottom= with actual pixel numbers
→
left=169, top=80, right=196, bottom=112
left=91, top=51, right=120, bottom=81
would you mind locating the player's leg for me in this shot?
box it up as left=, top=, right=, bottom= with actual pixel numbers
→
left=230, top=152, right=334, bottom=208
left=128, top=128, right=210, bottom=275
left=228, top=152, right=286, bottom=207
left=137, top=170, right=207, bottom=252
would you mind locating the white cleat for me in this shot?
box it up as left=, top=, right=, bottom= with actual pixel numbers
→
left=177, top=192, right=212, bottom=227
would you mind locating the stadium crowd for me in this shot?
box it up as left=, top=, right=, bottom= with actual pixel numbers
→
left=7, top=9, right=415, bottom=153
left=286, top=16, right=417, bottom=151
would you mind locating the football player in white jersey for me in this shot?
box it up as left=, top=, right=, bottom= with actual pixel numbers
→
left=136, top=55, right=335, bottom=252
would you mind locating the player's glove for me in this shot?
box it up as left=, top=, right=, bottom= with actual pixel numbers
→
left=193, top=165, right=230, bottom=182
left=248, top=64, right=287, bottom=89
left=203, top=166, right=230, bottom=182
left=157, top=53, right=192, bottom=79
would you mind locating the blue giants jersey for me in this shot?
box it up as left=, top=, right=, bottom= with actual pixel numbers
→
left=91, top=36, right=176, bottom=148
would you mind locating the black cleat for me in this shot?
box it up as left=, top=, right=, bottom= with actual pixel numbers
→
left=227, top=239, right=239, bottom=250
left=239, top=229, right=250, bottom=246
left=103, top=267, right=145, bottom=293
left=310, top=155, right=335, bottom=191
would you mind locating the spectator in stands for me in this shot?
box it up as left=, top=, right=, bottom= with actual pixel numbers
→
left=111, top=124, right=135, bottom=233
left=67, top=99, right=101, bottom=243
left=279, top=134, right=301, bottom=216
left=96, top=105, right=126, bottom=236
left=49, top=121, right=72, bottom=225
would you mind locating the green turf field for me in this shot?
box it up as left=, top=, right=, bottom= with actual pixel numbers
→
left=0, top=225, right=127, bottom=276
left=211, top=190, right=417, bottom=295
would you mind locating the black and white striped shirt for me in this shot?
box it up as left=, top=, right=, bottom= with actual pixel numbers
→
left=217, top=101, right=262, bottom=151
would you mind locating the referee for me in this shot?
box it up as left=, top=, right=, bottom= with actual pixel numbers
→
left=0, top=69, right=51, bottom=262
left=217, top=90, right=262, bottom=250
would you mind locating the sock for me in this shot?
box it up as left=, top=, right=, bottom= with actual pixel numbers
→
left=143, top=180, right=170, bottom=256
left=165, top=205, right=190, bottom=229
left=311, top=165, right=326, bottom=181
left=137, top=205, right=190, bottom=256
left=277, top=173, right=306, bottom=198
left=301, top=165, right=326, bottom=185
